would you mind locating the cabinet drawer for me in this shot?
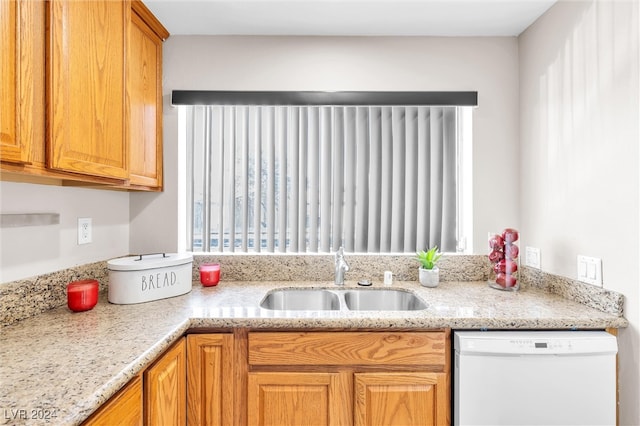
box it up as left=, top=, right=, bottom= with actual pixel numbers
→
left=248, top=331, right=446, bottom=367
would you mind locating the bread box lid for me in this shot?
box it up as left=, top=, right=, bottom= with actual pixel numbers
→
left=108, top=253, right=193, bottom=271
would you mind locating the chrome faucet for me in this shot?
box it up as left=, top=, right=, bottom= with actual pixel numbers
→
left=334, top=246, right=350, bottom=285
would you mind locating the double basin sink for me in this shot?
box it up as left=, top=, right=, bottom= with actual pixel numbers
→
left=260, top=288, right=427, bottom=312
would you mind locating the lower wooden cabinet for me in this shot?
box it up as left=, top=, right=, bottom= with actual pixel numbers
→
left=84, top=330, right=449, bottom=426
left=354, top=372, right=448, bottom=426
left=186, top=334, right=235, bottom=426
left=247, top=371, right=352, bottom=426
left=83, top=375, right=143, bottom=426
left=83, top=339, right=187, bottom=426
left=246, top=331, right=451, bottom=426
left=144, top=338, right=187, bottom=425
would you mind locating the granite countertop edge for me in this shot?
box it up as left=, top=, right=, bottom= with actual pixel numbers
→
left=1, top=280, right=628, bottom=426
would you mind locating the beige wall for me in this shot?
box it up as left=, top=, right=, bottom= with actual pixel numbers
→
left=519, top=1, right=639, bottom=423
left=0, top=181, right=129, bottom=283
left=131, top=35, right=521, bottom=255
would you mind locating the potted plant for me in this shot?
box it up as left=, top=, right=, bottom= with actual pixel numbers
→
left=416, top=246, right=442, bottom=287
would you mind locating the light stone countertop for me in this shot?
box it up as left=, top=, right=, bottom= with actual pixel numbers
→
left=0, top=280, right=628, bottom=426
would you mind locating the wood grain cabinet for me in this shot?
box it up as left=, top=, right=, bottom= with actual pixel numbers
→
left=83, top=330, right=449, bottom=426
left=354, top=372, right=448, bottom=426
left=0, top=0, right=21, bottom=163
left=47, top=0, right=130, bottom=179
left=186, top=334, right=235, bottom=426
left=84, top=337, right=187, bottom=426
left=1, top=0, right=168, bottom=190
left=247, top=331, right=451, bottom=426
left=127, top=0, right=168, bottom=190
left=83, top=375, right=143, bottom=426
left=0, top=0, right=44, bottom=166
left=248, top=371, right=352, bottom=426
left=144, top=338, right=187, bottom=426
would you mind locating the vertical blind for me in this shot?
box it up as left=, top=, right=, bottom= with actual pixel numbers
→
left=185, top=105, right=458, bottom=253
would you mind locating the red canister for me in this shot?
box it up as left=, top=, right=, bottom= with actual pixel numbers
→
left=67, top=279, right=99, bottom=312
left=199, top=263, right=220, bottom=287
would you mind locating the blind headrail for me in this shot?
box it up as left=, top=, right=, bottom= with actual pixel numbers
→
left=172, top=90, right=478, bottom=107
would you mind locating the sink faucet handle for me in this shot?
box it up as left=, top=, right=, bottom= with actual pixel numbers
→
left=334, top=247, right=349, bottom=285
left=336, top=246, right=348, bottom=267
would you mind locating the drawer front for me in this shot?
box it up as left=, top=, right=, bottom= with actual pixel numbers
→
left=248, top=331, right=446, bottom=367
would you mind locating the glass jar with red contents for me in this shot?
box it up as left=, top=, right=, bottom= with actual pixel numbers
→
left=487, top=228, right=520, bottom=291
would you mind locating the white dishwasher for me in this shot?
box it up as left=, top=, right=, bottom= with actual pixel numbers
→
left=454, top=331, right=617, bottom=426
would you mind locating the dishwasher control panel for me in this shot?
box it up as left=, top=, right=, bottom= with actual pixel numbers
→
left=454, top=330, right=617, bottom=355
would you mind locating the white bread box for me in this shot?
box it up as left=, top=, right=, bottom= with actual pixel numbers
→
left=107, top=253, right=193, bottom=304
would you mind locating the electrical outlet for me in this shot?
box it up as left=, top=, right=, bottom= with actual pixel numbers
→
left=577, top=255, right=602, bottom=286
left=78, top=218, right=92, bottom=245
left=525, top=246, right=541, bottom=269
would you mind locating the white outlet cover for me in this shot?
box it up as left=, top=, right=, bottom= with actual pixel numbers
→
left=78, top=218, right=92, bottom=245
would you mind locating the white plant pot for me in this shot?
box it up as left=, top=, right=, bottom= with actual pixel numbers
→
left=419, top=267, right=440, bottom=287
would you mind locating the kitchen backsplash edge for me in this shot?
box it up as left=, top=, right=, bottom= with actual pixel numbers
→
left=0, top=260, right=110, bottom=327
left=0, top=254, right=624, bottom=327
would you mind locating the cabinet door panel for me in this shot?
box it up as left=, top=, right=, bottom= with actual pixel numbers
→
left=47, top=0, right=128, bottom=179
left=1, top=0, right=45, bottom=167
left=83, top=375, right=142, bottom=426
left=0, top=0, right=20, bottom=163
left=187, top=334, right=234, bottom=426
left=128, top=9, right=163, bottom=188
left=354, top=372, right=449, bottom=426
left=145, top=338, right=186, bottom=426
left=248, top=372, right=351, bottom=426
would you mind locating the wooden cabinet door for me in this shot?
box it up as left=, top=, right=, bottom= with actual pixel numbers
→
left=127, top=1, right=167, bottom=189
left=247, top=371, right=352, bottom=426
left=186, top=334, right=234, bottom=426
left=144, top=338, right=187, bottom=426
left=0, top=0, right=20, bottom=163
left=1, top=0, right=43, bottom=165
left=354, top=372, right=449, bottom=426
left=83, top=375, right=143, bottom=426
left=47, top=0, right=129, bottom=179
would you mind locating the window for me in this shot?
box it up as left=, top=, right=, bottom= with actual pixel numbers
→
left=178, top=91, right=474, bottom=254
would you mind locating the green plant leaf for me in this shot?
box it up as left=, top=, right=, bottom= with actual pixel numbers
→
left=415, top=246, right=442, bottom=270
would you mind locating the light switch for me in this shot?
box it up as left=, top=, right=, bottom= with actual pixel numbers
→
left=587, top=263, right=597, bottom=280
left=525, top=247, right=541, bottom=269
left=578, top=260, right=587, bottom=278
left=577, top=255, right=602, bottom=287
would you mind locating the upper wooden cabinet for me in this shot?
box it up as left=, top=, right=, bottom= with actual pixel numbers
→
left=127, top=0, right=168, bottom=189
left=0, top=0, right=44, bottom=166
left=47, top=0, right=130, bottom=179
left=1, top=0, right=168, bottom=190
left=0, top=0, right=20, bottom=163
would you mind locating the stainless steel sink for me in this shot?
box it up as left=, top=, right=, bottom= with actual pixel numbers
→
left=344, top=289, right=427, bottom=311
left=259, top=288, right=427, bottom=312
left=260, top=289, right=340, bottom=311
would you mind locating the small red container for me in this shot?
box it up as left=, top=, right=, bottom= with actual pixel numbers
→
left=67, top=279, right=99, bottom=312
left=199, top=263, right=221, bottom=287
